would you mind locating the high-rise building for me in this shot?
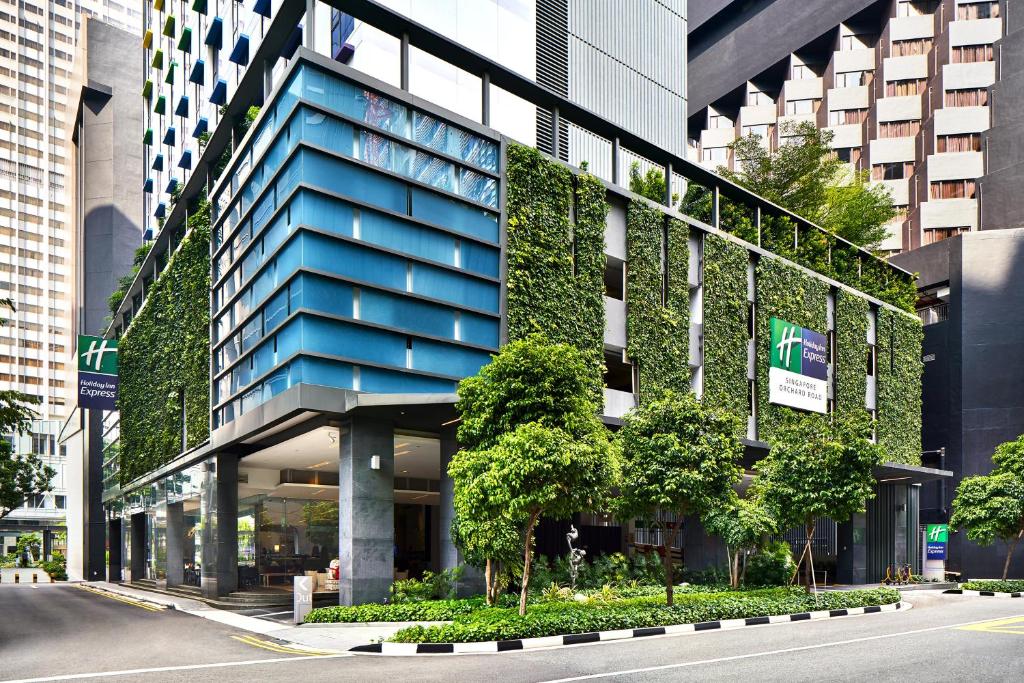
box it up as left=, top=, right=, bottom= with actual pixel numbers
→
left=0, top=1, right=139, bottom=422
left=687, top=0, right=1007, bottom=254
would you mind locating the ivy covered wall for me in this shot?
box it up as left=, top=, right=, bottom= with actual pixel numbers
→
left=701, top=233, right=749, bottom=427
left=118, top=201, right=211, bottom=485
left=835, top=289, right=869, bottom=417
left=505, top=143, right=608, bottom=396
left=625, top=201, right=689, bottom=401
left=754, top=258, right=830, bottom=444
left=876, top=307, right=923, bottom=465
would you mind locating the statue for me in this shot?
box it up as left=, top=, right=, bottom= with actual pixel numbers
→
left=566, top=525, right=586, bottom=590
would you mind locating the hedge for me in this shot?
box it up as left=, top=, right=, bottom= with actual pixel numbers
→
left=388, top=587, right=900, bottom=643
left=961, top=580, right=1024, bottom=593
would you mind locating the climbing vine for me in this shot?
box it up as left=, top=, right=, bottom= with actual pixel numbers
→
left=835, top=290, right=869, bottom=417
left=624, top=200, right=689, bottom=402
left=754, top=258, right=830, bottom=444
left=118, top=199, right=212, bottom=485
left=876, top=307, right=923, bottom=465
left=505, top=143, right=608, bottom=398
left=701, top=233, right=750, bottom=429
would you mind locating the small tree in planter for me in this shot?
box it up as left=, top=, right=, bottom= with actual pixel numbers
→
left=616, top=391, right=743, bottom=605
left=951, top=434, right=1024, bottom=580
left=704, top=496, right=777, bottom=588
left=753, top=414, right=883, bottom=591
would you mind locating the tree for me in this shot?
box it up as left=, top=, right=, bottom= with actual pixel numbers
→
left=0, top=299, right=53, bottom=522
left=722, top=121, right=896, bottom=249
left=704, top=496, right=777, bottom=588
left=629, top=162, right=678, bottom=206
left=448, top=447, right=521, bottom=605
left=753, top=414, right=883, bottom=591
left=616, top=391, right=743, bottom=605
left=951, top=434, right=1024, bottom=579
left=451, top=336, right=615, bottom=615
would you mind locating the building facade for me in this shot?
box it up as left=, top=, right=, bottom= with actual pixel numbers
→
left=81, top=1, right=938, bottom=603
left=688, top=0, right=1007, bottom=254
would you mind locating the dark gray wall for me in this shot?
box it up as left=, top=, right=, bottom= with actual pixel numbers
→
left=892, top=230, right=1024, bottom=578
left=687, top=0, right=876, bottom=112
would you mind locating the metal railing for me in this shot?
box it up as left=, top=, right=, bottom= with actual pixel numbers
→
left=918, top=303, right=949, bottom=325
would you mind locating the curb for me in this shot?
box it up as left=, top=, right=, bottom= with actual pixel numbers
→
left=79, top=583, right=179, bottom=610
left=351, top=601, right=907, bottom=655
left=944, top=589, right=1023, bottom=598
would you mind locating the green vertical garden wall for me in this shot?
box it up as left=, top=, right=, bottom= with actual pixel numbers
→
left=701, top=233, right=750, bottom=427
left=876, top=307, right=924, bottom=465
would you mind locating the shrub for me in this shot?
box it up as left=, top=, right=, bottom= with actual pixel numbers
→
left=305, top=597, right=486, bottom=624
left=389, top=567, right=464, bottom=604
left=38, top=552, right=66, bottom=581
left=388, top=587, right=900, bottom=642
left=961, top=579, right=1024, bottom=593
left=745, top=541, right=795, bottom=586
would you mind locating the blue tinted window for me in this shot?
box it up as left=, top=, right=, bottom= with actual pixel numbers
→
left=412, top=264, right=498, bottom=313
left=412, top=338, right=491, bottom=378
left=460, top=311, right=499, bottom=348
left=410, top=188, right=498, bottom=243
left=300, top=316, right=406, bottom=368
left=301, top=233, right=406, bottom=291
left=359, top=289, right=454, bottom=339
left=292, top=191, right=354, bottom=237
left=293, top=274, right=353, bottom=318
left=264, top=288, right=289, bottom=333
left=304, top=151, right=406, bottom=213
left=461, top=240, right=500, bottom=277
left=360, top=210, right=453, bottom=264
left=360, top=366, right=456, bottom=394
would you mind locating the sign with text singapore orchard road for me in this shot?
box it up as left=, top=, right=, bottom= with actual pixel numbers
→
left=77, top=335, right=119, bottom=411
left=768, top=317, right=828, bottom=414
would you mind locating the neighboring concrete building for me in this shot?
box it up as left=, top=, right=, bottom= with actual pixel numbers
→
left=687, top=0, right=1007, bottom=254
left=891, top=229, right=1024, bottom=578
left=90, top=1, right=938, bottom=604
left=0, top=0, right=138, bottom=421
left=61, top=18, right=144, bottom=582
left=0, top=420, right=68, bottom=559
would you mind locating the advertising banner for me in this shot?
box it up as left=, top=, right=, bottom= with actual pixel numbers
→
left=926, top=523, right=948, bottom=560
left=768, top=317, right=828, bottom=414
left=77, top=335, right=119, bottom=411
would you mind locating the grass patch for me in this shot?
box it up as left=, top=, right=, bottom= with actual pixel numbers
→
left=387, top=587, right=899, bottom=643
left=961, top=580, right=1024, bottom=593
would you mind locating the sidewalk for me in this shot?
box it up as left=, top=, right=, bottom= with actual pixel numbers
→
left=84, top=581, right=425, bottom=652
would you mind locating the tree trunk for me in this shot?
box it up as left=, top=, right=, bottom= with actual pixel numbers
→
left=803, top=520, right=816, bottom=593
left=1003, top=528, right=1024, bottom=581
left=519, top=511, right=540, bottom=617
left=741, top=550, right=748, bottom=585
left=791, top=541, right=809, bottom=585
left=664, top=521, right=682, bottom=606
left=732, top=549, right=741, bottom=589
left=485, top=558, right=493, bottom=606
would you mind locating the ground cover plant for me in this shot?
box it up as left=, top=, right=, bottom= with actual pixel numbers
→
left=960, top=579, right=1024, bottom=593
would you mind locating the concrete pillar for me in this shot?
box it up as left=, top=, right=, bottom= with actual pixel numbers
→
left=894, top=485, right=909, bottom=566
left=438, top=427, right=485, bottom=596
left=837, top=512, right=867, bottom=585
left=107, top=518, right=122, bottom=582
left=166, top=502, right=184, bottom=587
left=42, top=530, right=52, bottom=561
left=130, top=513, right=146, bottom=582
left=201, top=454, right=238, bottom=598
left=338, top=417, right=394, bottom=606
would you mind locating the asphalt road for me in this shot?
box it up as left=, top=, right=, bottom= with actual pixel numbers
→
left=2, top=585, right=1023, bottom=682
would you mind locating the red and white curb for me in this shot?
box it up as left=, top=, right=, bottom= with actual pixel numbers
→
left=351, top=601, right=908, bottom=655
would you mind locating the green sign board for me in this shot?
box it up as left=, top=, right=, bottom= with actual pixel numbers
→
left=78, top=335, right=119, bottom=410
left=767, top=317, right=828, bottom=413
left=926, top=524, right=948, bottom=544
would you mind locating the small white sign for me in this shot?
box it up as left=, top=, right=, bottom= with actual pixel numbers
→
left=293, top=575, right=313, bottom=624
left=768, top=366, right=827, bottom=414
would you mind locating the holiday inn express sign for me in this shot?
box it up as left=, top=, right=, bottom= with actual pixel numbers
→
left=78, top=334, right=119, bottom=411
left=768, top=317, right=827, bottom=414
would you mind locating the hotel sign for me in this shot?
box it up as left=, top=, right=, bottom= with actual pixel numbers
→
left=77, top=335, right=119, bottom=411
left=768, top=317, right=827, bottom=414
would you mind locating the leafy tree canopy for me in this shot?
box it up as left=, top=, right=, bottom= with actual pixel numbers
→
left=616, top=390, right=743, bottom=603
left=704, top=496, right=777, bottom=588
left=628, top=162, right=678, bottom=206
left=722, top=121, right=897, bottom=249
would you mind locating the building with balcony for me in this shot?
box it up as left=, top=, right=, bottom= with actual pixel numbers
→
left=74, top=1, right=943, bottom=602
left=688, top=0, right=1010, bottom=254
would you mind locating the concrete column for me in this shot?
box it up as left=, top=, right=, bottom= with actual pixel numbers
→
left=338, top=417, right=394, bottom=606
left=837, top=512, right=867, bottom=585
left=438, top=427, right=485, bottom=596
left=107, top=518, right=122, bottom=582
left=201, top=454, right=239, bottom=598
left=165, top=502, right=184, bottom=587
left=130, top=513, right=146, bottom=582
left=42, top=530, right=52, bottom=561
left=894, top=485, right=909, bottom=566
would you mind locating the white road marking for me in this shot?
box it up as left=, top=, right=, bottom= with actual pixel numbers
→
left=254, top=610, right=294, bottom=617
left=538, top=614, right=1024, bottom=682
left=0, top=654, right=353, bottom=683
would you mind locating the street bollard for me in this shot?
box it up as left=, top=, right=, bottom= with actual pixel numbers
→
left=14, top=574, right=19, bottom=584
left=32, top=573, right=37, bottom=583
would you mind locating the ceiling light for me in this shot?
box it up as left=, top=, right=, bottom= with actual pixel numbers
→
left=401, top=469, right=408, bottom=473
left=308, top=460, right=331, bottom=469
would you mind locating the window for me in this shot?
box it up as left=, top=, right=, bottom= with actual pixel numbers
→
left=829, top=109, right=867, bottom=125
left=945, top=88, right=988, bottom=107
left=896, top=1, right=923, bottom=17
left=930, top=179, right=976, bottom=199
left=742, top=123, right=771, bottom=140
left=835, top=71, right=871, bottom=87
left=886, top=79, right=926, bottom=97
left=867, top=346, right=877, bottom=377
left=835, top=147, right=862, bottom=165
left=708, top=114, right=732, bottom=130
left=791, top=64, right=814, bottom=80
left=785, top=99, right=816, bottom=115
left=840, top=35, right=872, bottom=51
left=952, top=44, right=994, bottom=63
left=924, top=227, right=968, bottom=244
left=878, top=120, right=921, bottom=138
left=872, top=161, right=914, bottom=180
left=892, top=38, right=932, bottom=56
left=957, top=2, right=1000, bottom=20
left=747, top=90, right=772, bottom=106
left=936, top=133, right=981, bottom=153
left=701, top=147, right=728, bottom=164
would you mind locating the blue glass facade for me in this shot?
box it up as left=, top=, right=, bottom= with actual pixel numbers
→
left=210, top=65, right=502, bottom=428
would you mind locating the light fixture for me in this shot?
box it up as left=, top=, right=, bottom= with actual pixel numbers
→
left=878, top=476, right=911, bottom=483
left=370, top=455, right=381, bottom=470
left=273, top=544, right=280, bottom=552
left=327, top=431, right=338, bottom=445
left=307, top=460, right=331, bottom=469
